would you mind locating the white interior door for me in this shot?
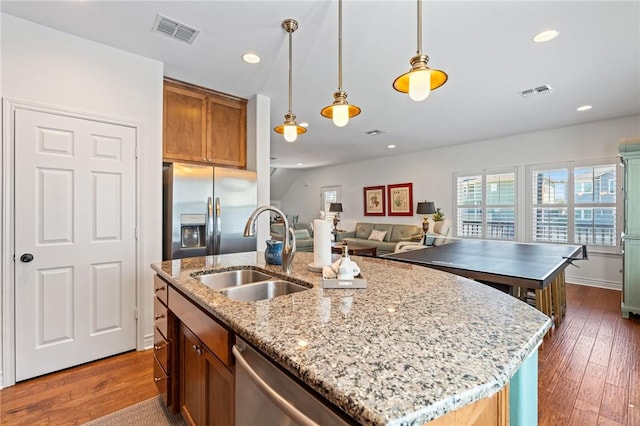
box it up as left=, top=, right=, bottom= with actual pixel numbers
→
left=14, top=108, right=137, bottom=381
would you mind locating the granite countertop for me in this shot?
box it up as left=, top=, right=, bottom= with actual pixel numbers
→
left=151, top=251, right=551, bottom=425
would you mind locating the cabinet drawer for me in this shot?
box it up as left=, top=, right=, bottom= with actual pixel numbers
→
left=154, top=275, right=169, bottom=305
left=169, top=286, right=231, bottom=367
left=154, top=296, right=168, bottom=338
left=153, top=356, right=170, bottom=405
left=154, top=326, right=170, bottom=372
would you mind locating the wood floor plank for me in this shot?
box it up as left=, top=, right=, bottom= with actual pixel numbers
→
left=599, top=383, right=629, bottom=425
left=576, top=363, right=607, bottom=407
left=589, top=333, right=614, bottom=367
left=569, top=398, right=599, bottom=426
left=629, top=368, right=640, bottom=426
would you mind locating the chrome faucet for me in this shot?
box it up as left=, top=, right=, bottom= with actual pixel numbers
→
left=243, top=206, right=296, bottom=274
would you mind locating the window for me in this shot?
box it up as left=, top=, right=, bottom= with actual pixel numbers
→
left=528, top=160, right=617, bottom=247
left=455, top=169, right=516, bottom=240
left=321, top=186, right=341, bottom=221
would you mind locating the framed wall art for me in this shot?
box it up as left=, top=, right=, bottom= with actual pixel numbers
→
left=363, top=186, right=386, bottom=216
left=387, top=183, right=413, bottom=216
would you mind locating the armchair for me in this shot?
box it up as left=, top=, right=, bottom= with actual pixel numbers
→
left=394, top=219, right=452, bottom=253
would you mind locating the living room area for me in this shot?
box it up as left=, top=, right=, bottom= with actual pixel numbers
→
left=270, top=114, right=638, bottom=291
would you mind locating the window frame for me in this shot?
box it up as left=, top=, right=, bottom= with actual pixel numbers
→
left=320, top=186, right=341, bottom=222
left=525, top=158, right=620, bottom=253
left=453, top=167, right=518, bottom=240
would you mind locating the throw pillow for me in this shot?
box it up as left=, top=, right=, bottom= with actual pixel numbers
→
left=368, top=229, right=387, bottom=242
left=293, top=229, right=311, bottom=240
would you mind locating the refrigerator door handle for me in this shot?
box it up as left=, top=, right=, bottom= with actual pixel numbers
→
left=214, top=197, right=222, bottom=255
left=206, top=197, right=214, bottom=255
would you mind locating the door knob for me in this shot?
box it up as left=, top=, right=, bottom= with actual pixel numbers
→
left=20, top=253, right=34, bottom=263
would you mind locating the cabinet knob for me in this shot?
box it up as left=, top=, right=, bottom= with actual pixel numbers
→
left=192, top=344, right=203, bottom=356
left=154, top=343, right=166, bottom=351
left=154, top=377, right=166, bottom=383
left=154, top=314, right=165, bottom=320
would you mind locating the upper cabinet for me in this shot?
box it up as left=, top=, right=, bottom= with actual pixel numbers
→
left=163, top=79, right=247, bottom=168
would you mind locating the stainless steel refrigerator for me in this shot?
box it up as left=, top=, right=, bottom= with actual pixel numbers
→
left=163, top=162, right=257, bottom=260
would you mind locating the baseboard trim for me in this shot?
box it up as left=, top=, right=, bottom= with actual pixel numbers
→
left=0, top=371, right=4, bottom=390
left=143, top=333, right=154, bottom=350
left=565, top=275, right=621, bottom=291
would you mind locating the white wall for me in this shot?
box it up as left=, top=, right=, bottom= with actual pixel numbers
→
left=279, top=115, right=640, bottom=289
left=1, top=14, right=163, bottom=386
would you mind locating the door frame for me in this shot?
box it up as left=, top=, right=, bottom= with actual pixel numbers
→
left=1, top=98, right=144, bottom=388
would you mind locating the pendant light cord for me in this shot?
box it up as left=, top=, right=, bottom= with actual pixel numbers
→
left=288, top=28, right=293, bottom=114
left=338, top=0, right=343, bottom=91
left=416, top=0, right=422, bottom=55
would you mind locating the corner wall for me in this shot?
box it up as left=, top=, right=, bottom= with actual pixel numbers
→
left=280, top=115, right=640, bottom=289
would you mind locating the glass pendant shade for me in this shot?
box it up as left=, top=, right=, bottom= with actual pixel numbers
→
left=283, top=125, right=298, bottom=142
left=332, top=104, right=350, bottom=127
left=409, top=69, right=431, bottom=101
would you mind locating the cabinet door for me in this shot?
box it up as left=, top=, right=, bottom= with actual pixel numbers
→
left=203, top=346, right=234, bottom=426
left=180, top=325, right=204, bottom=426
left=163, top=84, right=208, bottom=163
left=206, top=95, right=247, bottom=168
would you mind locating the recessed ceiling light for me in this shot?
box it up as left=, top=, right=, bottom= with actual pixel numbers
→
left=387, top=144, right=396, bottom=149
left=299, top=122, right=309, bottom=128
left=241, top=52, right=261, bottom=64
left=532, top=30, right=559, bottom=43
left=577, top=105, right=592, bottom=112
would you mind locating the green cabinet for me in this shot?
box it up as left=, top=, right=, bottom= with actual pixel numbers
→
left=619, top=142, right=640, bottom=318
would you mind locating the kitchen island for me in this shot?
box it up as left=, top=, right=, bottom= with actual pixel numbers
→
left=151, top=251, right=551, bottom=425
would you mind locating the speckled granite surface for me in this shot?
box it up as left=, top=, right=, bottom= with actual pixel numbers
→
left=151, top=252, right=551, bottom=425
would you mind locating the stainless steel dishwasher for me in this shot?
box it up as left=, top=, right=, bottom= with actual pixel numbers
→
left=233, top=338, right=352, bottom=425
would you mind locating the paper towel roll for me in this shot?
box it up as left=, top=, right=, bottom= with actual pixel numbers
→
left=311, top=219, right=332, bottom=269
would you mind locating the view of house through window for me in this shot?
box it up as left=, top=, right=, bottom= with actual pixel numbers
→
left=455, top=169, right=516, bottom=240
left=321, top=186, right=341, bottom=222
left=528, top=160, right=617, bottom=247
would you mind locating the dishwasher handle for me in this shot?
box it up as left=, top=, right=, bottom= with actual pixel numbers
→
left=232, top=345, right=320, bottom=426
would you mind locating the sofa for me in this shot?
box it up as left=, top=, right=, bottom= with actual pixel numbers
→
left=270, top=222, right=314, bottom=252
left=394, top=219, right=453, bottom=253
left=336, top=223, right=423, bottom=256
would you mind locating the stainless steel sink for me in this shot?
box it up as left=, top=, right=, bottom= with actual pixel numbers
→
left=220, top=280, right=310, bottom=302
left=196, top=270, right=273, bottom=290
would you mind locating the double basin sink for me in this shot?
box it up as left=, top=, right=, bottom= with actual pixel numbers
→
left=195, top=269, right=310, bottom=302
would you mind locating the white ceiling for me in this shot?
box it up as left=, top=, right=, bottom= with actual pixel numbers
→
left=2, top=1, right=639, bottom=169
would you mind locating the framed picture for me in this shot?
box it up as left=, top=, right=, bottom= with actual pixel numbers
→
left=363, top=186, right=386, bottom=216
left=387, top=183, right=413, bottom=216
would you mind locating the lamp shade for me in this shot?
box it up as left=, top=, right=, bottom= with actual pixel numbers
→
left=329, top=203, right=343, bottom=213
left=416, top=201, right=436, bottom=215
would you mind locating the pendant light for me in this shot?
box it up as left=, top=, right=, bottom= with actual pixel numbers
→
left=393, top=0, right=447, bottom=101
left=321, top=0, right=361, bottom=127
left=274, top=19, right=306, bottom=143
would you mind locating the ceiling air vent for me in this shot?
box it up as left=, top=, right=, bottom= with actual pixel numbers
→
left=519, top=84, right=553, bottom=98
left=152, top=14, right=200, bottom=44
left=365, top=130, right=386, bottom=136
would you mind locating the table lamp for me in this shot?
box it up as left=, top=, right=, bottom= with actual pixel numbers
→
left=416, top=201, right=436, bottom=233
left=329, top=203, right=343, bottom=233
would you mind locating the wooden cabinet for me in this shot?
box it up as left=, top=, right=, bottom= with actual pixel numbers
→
left=179, top=324, right=234, bottom=426
left=168, top=285, right=234, bottom=426
left=163, top=79, right=247, bottom=168
left=153, top=276, right=175, bottom=409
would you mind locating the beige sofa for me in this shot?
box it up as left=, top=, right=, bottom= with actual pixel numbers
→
left=394, top=219, right=453, bottom=252
left=336, top=223, right=423, bottom=256
left=270, top=222, right=314, bottom=252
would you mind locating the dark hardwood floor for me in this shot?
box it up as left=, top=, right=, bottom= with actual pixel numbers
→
left=0, top=284, right=638, bottom=425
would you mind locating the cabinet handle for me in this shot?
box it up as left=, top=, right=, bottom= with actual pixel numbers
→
left=154, top=377, right=166, bottom=383
left=154, top=314, right=165, bottom=320
left=154, top=286, right=166, bottom=293
left=192, top=344, right=203, bottom=356
left=154, top=343, right=166, bottom=351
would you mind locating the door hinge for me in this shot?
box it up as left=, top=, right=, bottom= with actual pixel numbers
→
left=135, top=145, right=140, bottom=158
left=134, top=308, right=139, bottom=320
left=135, top=227, right=139, bottom=239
